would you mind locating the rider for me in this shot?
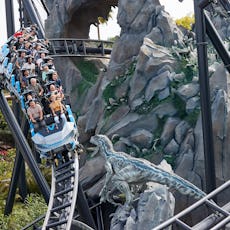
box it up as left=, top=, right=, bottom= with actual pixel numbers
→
left=27, top=99, right=46, bottom=132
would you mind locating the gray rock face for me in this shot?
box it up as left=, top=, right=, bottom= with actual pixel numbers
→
left=110, top=0, right=175, bottom=68
left=110, top=185, right=175, bottom=230
left=186, top=96, right=200, bottom=113
left=147, top=10, right=184, bottom=48
left=106, top=113, right=158, bottom=137
left=128, top=129, right=153, bottom=149
left=45, top=0, right=230, bottom=227
left=176, top=83, right=200, bottom=101
left=79, top=155, right=106, bottom=190
left=158, top=87, right=170, bottom=101
left=160, top=117, right=180, bottom=147
left=209, top=63, right=228, bottom=98
left=212, top=89, right=228, bottom=184
left=164, top=139, right=179, bottom=155
left=152, top=102, right=177, bottom=119
left=209, top=2, right=230, bottom=40
left=193, top=115, right=205, bottom=190
left=99, top=105, right=130, bottom=133
left=175, top=121, right=190, bottom=145
left=45, top=0, right=118, bottom=38
left=145, top=70, right=170, bottom=102
left=85, top=97, right=105, bottom=132
left=129, top=39, right=175, bottom=103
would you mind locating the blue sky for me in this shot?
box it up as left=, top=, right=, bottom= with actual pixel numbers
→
left=0, top=0, right=193, bottom=45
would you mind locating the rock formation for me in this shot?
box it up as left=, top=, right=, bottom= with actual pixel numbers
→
left=45, top=0, right=230, bottom=227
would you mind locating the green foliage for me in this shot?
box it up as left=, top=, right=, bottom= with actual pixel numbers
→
left=76, top=60, right=99, bottom=84
left=1, top=194, right=47, bottom=230
left=0, top=214, right=9, bottom=230
left=103, top=61, right=136, bottom=117
left=136, top=151, right=153, bottom=162
left=108, top=36, right=120, bottom=43
left=175, top=15, right=195, bottom=30
left=0, top=112, right=8, bottom=130
left=103, top=75, right=127, bottom=104
left=173, top=94, right=186, bottom=119
left=0, top=149, right=15, bottom=183
left=0, top=149, right=47, bottom=230
left=72, top=59, right=99, bottom=97
left=185, top=108, right=200, bottom=127
left=164, top=154, right=176, bottom=168
left=103, top=61, right=136, bottom=102
left=174, top=57, right=197, bottom=83
left=134, top=96, right=160, bottom=114
left=77, top=80, right=92, bottom=96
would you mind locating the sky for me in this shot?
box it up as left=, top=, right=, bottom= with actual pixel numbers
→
left=0, top=0, right=194, bottom=45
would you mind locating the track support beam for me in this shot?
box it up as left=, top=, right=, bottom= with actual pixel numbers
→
left=194, top=0, right=217, bottom=193
left=0, top=91, right=50, bottom=209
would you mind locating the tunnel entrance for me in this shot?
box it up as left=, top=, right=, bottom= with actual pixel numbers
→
left=63, top=1, right=119, bottom=40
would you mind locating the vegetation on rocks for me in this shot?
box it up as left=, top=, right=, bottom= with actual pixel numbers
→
left=0, top=149, right=47, bottom=230
left=74, top=59, right=99, bottom=96
left=135, top=96, right=161, bottom=114
left=175, top=15, right=195, bottom=30
left=76, top=59, right=99, bottom=84
left=0, top=194, right=47, bottom=230
left=0, top=112, right=7, bottom=130
left=103, top=61, right=136, bottom=116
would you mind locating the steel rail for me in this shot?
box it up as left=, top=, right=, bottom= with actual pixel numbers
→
left=42, top=153, right=79, bottom=230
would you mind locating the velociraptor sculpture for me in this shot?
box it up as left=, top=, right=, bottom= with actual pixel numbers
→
left=90, top=134, right=206, bottom=206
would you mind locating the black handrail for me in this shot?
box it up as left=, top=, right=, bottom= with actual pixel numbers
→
left=48, top=38, right=113, bottom=58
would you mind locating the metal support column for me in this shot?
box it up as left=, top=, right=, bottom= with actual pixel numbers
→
left=76, top=183, right=97, bottom=230
left=194, top=0, right=216, bottom=193
left=18, top=0, right=30, bottom=29
left=5, top=0, right=15, bottom=37
left=21, top=0, right=45, bottom=38
left=40, top=0, right=50, bottom=15
left=5, top=147, right=25, bottom=215
left=0, top=91, right=50, bottom=206
left=4, top=112, right=29, bottom=214
left=13, top=101, right=28, bottom=201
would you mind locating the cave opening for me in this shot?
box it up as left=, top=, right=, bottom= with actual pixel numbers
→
left=64, top=2, right=119, bottom=41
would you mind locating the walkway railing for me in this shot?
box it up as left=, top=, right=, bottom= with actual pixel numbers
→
left=154, top=180, right=230, bottom=229
left=48, top=38, right=113, bottom=58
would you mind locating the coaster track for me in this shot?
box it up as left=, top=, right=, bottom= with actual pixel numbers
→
left=2, top=0, right=230, bottom=229
left=42, top=155, right=79, bottom=230
left=0, top=28, right=83, bottom=229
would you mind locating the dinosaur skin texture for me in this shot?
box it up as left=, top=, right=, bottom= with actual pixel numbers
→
left=90, top=134, right=206, bottom=206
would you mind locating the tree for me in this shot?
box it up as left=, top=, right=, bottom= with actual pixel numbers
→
left=175, top=15, right=195, bottom=30
left=96, top=10, right=113, bottom=40
left=96, top=16, right=106, bottom=40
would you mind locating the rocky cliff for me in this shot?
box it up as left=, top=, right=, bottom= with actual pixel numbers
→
left=45, top=0, right=230, bottom=227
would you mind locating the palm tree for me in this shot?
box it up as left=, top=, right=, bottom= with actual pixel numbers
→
left=96, top=10, right=113, bottom=40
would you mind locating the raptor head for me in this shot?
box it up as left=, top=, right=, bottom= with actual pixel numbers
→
left=90, top=134, right=113, bottom=157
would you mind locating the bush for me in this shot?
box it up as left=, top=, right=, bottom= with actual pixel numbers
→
left=2, top=194, right=47, bottom=230
left=0, top=112, right=7, bottom=130
left=0, top=148, right=47, bottom=230
left=175, top=15, right=195, bottom=30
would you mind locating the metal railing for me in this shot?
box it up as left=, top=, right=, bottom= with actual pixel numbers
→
left=48, top=38, right=113, bottom=58
left=153, top=180, right=230, bottom=229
